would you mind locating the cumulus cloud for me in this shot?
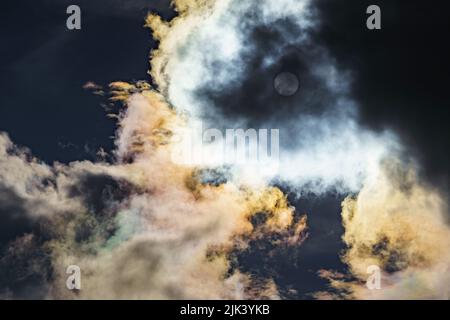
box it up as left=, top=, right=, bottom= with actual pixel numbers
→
left=0, top=88, right=306, bottom=299
left=317, top=161, right=450, bottom=299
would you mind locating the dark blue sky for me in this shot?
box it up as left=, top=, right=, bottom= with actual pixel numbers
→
left=0, top=0, right=174, bottom=163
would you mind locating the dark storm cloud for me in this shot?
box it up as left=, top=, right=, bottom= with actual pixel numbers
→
left=189, top=4, right=357, bottom=162
left=313, top=0, right=449, bottom=189
left=195, top=16, right=342, bottom=128
left=0, top=184, right=51, bottom=299
left=197, top=40, right=336, bottom=124
left=68, top=173, right=138, bottom=215
left=0, top=185, right=36, bottom=247
left=0, top=233, right=52, bottom=299
left=0, top=170, right=140, bottom=298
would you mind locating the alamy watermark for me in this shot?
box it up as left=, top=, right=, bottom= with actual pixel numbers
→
left=66, top=265, right=81, bottom=290
left=170, top=121, right=280, bottom=170
left=366, top=5, right=381, bottom=30
left=65, top=5, right=380, bottom=31
left=366, top=265, right=382, bottom=290
left=66, top=5, right=81, bottom=30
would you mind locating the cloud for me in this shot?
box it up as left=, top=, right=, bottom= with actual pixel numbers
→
left=317, top=160, right=450, bottom=299
left=314, top=0, right=449, bottom=190
left=144, top=0, right=450, bottom=299
left=0, top=89, right=306, bottom=299
left=144, top=0, right=400, bottom=194
left=1, top=0, right=448, bottom=300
